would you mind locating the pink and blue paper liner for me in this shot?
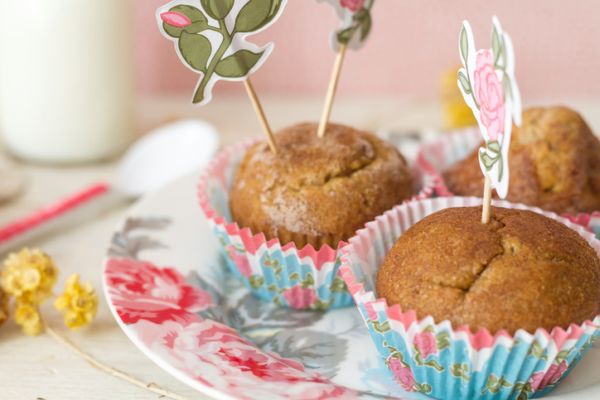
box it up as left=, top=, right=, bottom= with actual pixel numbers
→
left=417, top=127, right=600, bottom=238
left=197, top=138, right=439, bottom=310
left=340, top=196, right=600, bottom=399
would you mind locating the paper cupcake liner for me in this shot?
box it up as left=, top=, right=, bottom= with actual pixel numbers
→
left=416, top=127, right=600, bottom=239
left=197, top=138, right=438, bottom=310
left=340, top=196, right=600, bottom=399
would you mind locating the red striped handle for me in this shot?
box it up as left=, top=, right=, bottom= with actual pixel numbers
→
left=0, top=182, right=111, bottom=243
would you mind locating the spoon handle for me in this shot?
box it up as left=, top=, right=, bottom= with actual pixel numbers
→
left=0, top=182, right=119, bottom=254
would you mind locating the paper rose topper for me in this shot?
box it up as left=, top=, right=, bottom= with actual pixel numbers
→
left=457, top=16, right=522, bottom=199
left=318, top=0, right=374, bottom=51
left=316, top=0, right=375, bottom=138
left=158, top=0, right=287, bottom=105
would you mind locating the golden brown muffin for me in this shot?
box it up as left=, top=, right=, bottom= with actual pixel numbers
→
left=444, top=106, right=600, bottom=214
left=230, top=122, right=414, bottom=248
left=376, top=206, right=600, bottom=334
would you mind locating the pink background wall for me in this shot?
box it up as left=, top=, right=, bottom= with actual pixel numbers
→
left=134, top=0, right=600, bottom=100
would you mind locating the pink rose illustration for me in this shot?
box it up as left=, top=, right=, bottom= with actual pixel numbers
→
left=226, top=247, right=253, bottom=278
left=473, top=49, right=505, bottom=141
left=106, top=258, right=213, bottom=325
left=364, top=302, right=378, bottom=321
left=529, top=371, right=545, bottom=391
left=564, top=213, right=592, bottom=230
left=160, top=11, right=192, bottom=28
left=282, top=285, right=318, bottom=309
left=341, top=0, right=364, bottom=12
left=414, top=331, right=438, bottom=358
left=135, top=319, right=350, bottom=398
left=530, top=361, right=569, bottom=391
left=389, top=358, right=416, bottom=392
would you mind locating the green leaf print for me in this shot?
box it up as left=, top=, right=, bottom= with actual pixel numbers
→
left=528, top=341, right=546, bottom=359
left=482, top=374, right=513, bottom=395
left=234, top=0, right=282, bottom=33
left=249, top=274, right=264, bottom=289
left=215, top=50, right=265, bottom=78
left=372, top=320, right=390, bottom=334
left=415, top=382, right=432, bottom=394
left=436, top=331, right=451, bottom=351
left=178, top=31, right=212, bottom=72
left=555, top=349, right=571, bottom=365
left=201, top=0, right=234, bottom=19
left=457, top=71, right=471, bottom=94
left=492, top=26, right=502, bottom=66
left=301, top=273, right=315, bottom=288
left=459, top=25, right=469, bottom=63
left=267, top=284, right=278, bottom=292
left=423, top=359, right=444, bottom=372
left=329, top=277, right=346, bottom=293
left=450, top=363, right=470, bottom=382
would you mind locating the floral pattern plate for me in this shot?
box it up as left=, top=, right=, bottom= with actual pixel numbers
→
left=103, top=172, right=600, bottom=400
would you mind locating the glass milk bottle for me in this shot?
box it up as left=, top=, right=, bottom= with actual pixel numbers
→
left=0, top=0, right=134, bottom=163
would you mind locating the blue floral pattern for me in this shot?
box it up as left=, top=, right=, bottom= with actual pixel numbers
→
left=358, top=301, right=599, bottom=399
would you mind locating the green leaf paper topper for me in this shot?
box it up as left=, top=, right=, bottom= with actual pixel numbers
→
left=317, top=0, right=375, bottom=51
left=456, top=16, right=522, bottom=199
left=158, top=0, right=287, bottom=105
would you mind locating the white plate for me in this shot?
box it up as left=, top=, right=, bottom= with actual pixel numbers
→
left=103, top=172, right=600, bottom=399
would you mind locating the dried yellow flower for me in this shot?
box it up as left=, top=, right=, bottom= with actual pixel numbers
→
left=54, top=274, right=98, bottom=329
left=0, top=288, right=8, bottom=327
left=1, top=248, right=58, bottom=304
left=14, top=301, right=43, bottom=336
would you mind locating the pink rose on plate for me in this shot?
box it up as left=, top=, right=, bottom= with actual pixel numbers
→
left=106, top=258, right=213, bottom=325
left=341, top=0, right=364, bottom=12
left=414, top=331, right=438, bottom=358
left=473, top=49, right=505, bottom=141
left=226, top=247, right=253, bottom=278
left=136, top=319, right=350, bottom=399
left=530, top=361, right=569, bottom=391
left=282, top=285, right=317, bottom=309
left=389, top=358, right=416, bottom=392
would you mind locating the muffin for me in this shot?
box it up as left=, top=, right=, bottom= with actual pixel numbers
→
left=443, top=106, right=600, bottom=214
left=198, top=121, right=423, bottom=310
left=376, top=206, right=600, bottom=334
left=340, top=197, right=600, bottom=399
left=230, top=122, right=414, bottom=249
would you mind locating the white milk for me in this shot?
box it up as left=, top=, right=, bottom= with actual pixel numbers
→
left=0, top=0, right=134, bottom=163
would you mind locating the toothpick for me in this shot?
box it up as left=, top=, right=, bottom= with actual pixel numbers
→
left=243, top=78, right=277, bottom=154
left=481, top=174, right=492, bottom=224
left=317, top=43, right=348, bottom=138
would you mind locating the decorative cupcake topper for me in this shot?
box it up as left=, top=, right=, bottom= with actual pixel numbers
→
left=318, top=0, right=374, bottom=51
left=317, top=0, right=375, bottom=137
left=158, top=0, right=288, bottom=153
left=457, top=16, right=522, bottom=223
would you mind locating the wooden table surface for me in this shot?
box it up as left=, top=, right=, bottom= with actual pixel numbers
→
left=0, top=96, right=598, bottom=399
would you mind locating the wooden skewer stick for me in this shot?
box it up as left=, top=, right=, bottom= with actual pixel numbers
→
left=243, top=78, right=277, bottom=153
left=481, top=174, right=492, bottom=224
left=317, top=43, right=348, bottom=138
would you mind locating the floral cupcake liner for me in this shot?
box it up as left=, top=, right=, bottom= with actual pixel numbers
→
left=197, top=138, right=439, bottom=310
left=340, top=196, right=600, bottom=399
left=416, top=127, right=600, bottom=238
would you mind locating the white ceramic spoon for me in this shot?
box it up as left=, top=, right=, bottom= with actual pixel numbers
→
left=0, top=119, right=219, bottom=254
